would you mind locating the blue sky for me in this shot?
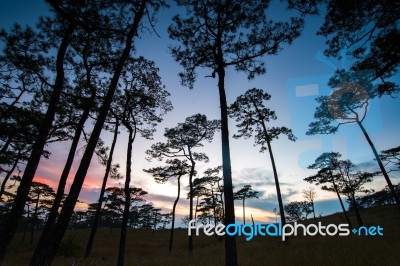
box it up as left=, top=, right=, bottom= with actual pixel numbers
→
left=1, top=1, right=399, bottom=224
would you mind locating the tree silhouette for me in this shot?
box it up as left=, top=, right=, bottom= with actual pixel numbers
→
left=335, top=160, right=376, bottom=227
left=169, top=2, right=304, bottom=262
left=307, top=79, right=400, bottom=210
left=146, top=113, right=219, bottom=253
left=144, top=158, right=190, bottom=252
left=111, top=56, right=172, bottom=265
left=229, top=88, right=296, bottom=228
left=305, top=152, right=353, bottom=227
left=302, top=187, right=317, bottom=220
left=284, top=201, right=311, bottom=222
left=233, top=185, right=259, bottom=225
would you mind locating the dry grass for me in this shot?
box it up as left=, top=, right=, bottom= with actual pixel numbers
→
left=3, top=205, right=400, bottom=265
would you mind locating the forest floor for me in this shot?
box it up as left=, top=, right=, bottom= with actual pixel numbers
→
left=3, top=205, right=400, bottom=265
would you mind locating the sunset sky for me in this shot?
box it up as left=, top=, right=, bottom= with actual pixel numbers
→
left=1, top=1, right=399, bottom=225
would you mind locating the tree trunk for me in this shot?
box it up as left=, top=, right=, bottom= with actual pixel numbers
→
left=350, top=193, right=363, bottom=227
left=332, top=177, right=353, bottom=229
left=118, top=127, right=133, bottom=266
left=169, top=175, right=181, bottom=252
left=85, top=119, right=119, bottom=258
left=0, top=23, right=76, bottom=263
left=32, top=3, right=146, bottom=264
left=242, top=199, right=245, bottom=225
left=216, top=64, right=238, bottom=266
left=357, top=120, right=400, bottom=210
left=187, top=146, right=195, bottom=254
left=265, top=139, right=286, bottom=227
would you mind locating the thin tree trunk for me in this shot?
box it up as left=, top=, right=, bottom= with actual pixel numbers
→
left=242, top=199, right=245, bottom=225
left=85, top=119, right=119, bottom=258
left=117, top=127, right=133, bottom=266
left=265, top=139, right=286, bottom=227
left=187, top=146, right=195, bottom=254
left=0, top=23, right=76, bottom=263
left=0, top=157, right=19, bottom=198
left=169, top=175, right=181, bottom=252
left=32, top=4, right=146, bottom=263
left=332, top=177, right=353, bottom=228
left=350, top=193, right=363, bottom=227
left=217, top=64, right=238, bottom=266
left=357, top=120, right=400, bottom=210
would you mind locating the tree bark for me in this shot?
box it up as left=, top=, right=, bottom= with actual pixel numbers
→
left=32, top=3, right=147, bottom=264
left=0, top=23, right=76, bottom=264
left=357, top=120, right=400, bottom=210
left=85, top=119, right=119, bottom=258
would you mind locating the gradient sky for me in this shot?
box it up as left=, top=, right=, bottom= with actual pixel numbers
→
left=1, top=1, right=399, bottom=225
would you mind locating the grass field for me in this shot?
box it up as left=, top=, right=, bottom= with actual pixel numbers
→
left=3, top=205, right=400, bottom=265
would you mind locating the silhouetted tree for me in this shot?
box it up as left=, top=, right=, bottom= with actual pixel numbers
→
left=234, top=185, right=259, bottom=225
left=169, top=2, right=304, bottom=263
left=284, top=201, right=311, bottom=222
left=302, top=187, right=317, bottom=220
left=335, top=160, right=376, bottom=226
left=229, top=88, right=296, bottom=228
left=305, top=152, right=353, bottom=227
left=307, top=80, right=400, bottom=210
left=144, top=158, right=190, bottom=252
left=146, top=114, right=219, bottom=253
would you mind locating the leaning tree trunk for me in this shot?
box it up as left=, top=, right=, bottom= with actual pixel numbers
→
left=357, top=120, right=400, bottom=210
left=0, top=23, right=76, bottom=264
left=266, top=139, right=287, bottom=227
left=118, top=125, right=134, bottom=266
left=169, top=175, right=181, bottom=252
left=85, top=119, right=119, bottom=258
left=216, top=62, right=238, bottom=266
left=31, top=3, right=147, bottom=264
